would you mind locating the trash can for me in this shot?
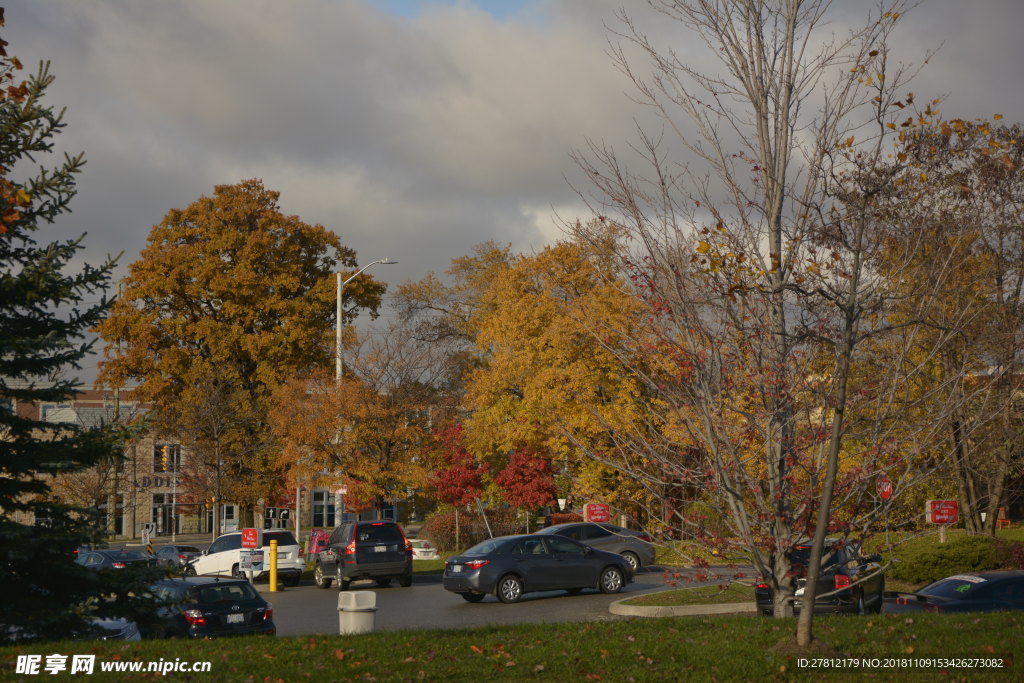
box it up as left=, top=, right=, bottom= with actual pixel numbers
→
left=338, top=590, right=377, bottom=634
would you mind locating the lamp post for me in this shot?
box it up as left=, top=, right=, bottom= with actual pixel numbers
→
left=331, top=258, right=397, bottom=526
left=336, top=258, right=397, bottom=382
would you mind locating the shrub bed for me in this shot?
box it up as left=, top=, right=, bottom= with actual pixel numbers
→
left=888, top=534, right=997, bottom=584
left=419, top=508, right=525, bottom=551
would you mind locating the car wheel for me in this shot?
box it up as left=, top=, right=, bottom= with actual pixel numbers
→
left=599, top=566, right=624, bottom=594
left=231, top=563, right=243, bottom=579
left=496, top=574, right=524, bottom=603
left=872, top=579, right=885, bottom=614
left=399, top=572, right=412, bottom=587
left=314, top=564, right=332, bottom=589
left=184, top=565, right=196, bottom=577
left=375, top=577, right=392, bottom=587
left=461, top=592, right=485, bottom=603
left=622, top=552, right=641, bottom=572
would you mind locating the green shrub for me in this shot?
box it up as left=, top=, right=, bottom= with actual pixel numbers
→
left=888, top=534, right=997, bottom=585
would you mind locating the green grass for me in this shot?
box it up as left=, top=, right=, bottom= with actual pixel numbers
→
left=3, top=613, right=1018, bottom=681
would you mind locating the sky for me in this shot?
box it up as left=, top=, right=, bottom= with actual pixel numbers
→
left=7, top=0, right=1024, bottom=381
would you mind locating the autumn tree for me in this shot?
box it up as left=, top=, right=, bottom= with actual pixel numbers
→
left=891, top=119, right=1024, bottom=536
left=462, top=232, right=660, bottom=522
left=97, top=179, right=385, bottom=523
left=571, top=0, right=985, bottom=647
left=0, top=11, right=160, bottom=641
left=270, top=322, right=443, bottom=518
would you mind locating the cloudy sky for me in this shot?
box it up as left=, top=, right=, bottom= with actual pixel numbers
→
left=8, top=0, right=1024, bottom=379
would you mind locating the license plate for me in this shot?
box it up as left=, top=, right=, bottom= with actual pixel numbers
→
left=227, top=613, right=244, bottom=624
left=452, top=564, right=462, bottom=573
left=374, top=545, right=386, bottom=553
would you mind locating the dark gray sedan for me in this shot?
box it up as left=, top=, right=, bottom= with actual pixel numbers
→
left=442, top=534, right=633, bottom=603
left=535, top=522, right=656, bottom=571
left=75, top=549, right=156, bottom=570
left=155, top=545, right=202, bottom=568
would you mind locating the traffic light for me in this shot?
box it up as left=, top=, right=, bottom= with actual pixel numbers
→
left=160, top=445, right=169, bottom=471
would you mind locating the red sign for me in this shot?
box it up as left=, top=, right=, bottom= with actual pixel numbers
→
left=585, top=503, right=611, bottom=523
left=926, top=500, right=959, bottom=525
left=241, top=527, right=262, bottom=549
left=876, top=475, right=893, bottom=501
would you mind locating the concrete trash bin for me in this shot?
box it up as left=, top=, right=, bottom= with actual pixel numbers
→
left=338, top=590, right=377, bottom=634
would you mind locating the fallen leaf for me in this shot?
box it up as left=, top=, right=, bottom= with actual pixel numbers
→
left=905, top=646, right=914, bottom=654
left=470, top=645, right=484, bottom=654
left=334, top=649, right=346, bottom=661
left=534, top=665, right=546, bottom=672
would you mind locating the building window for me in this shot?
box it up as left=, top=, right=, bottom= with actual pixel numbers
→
left=311, top=489, right=335, bottom=528
left=153, top=443, right=182, bottom=473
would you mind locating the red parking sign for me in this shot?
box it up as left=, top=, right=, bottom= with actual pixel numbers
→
left=241, top=527, right=261, bottom=549
left=585, top=503, right=611, bottom=523
left=926, top=500, right=959, bottom=525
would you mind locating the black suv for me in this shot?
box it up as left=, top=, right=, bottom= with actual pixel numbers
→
left=314, top=520, right=413, bottom=590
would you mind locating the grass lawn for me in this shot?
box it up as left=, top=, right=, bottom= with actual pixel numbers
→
left=3, top=613, right=1017, bottom=681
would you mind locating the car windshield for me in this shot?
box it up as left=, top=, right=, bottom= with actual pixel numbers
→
left=193, top=582, right=261, bottom=603
left=264, top=531, right=297, bottom=546
left=115, top=551, right=148, bottom=561
left=356, top=525, right=403, bottom=544
left=464, top=538, right=507, bottom=555
left=920, top=575, right=989, bottom=599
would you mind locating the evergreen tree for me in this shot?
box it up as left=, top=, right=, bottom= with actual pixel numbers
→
left=0, top=10, right=154, bottom=642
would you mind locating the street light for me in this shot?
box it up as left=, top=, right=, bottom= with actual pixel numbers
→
left=325, top=257, right=398, bottom=529
left=335, top=258, right=398, bottom=382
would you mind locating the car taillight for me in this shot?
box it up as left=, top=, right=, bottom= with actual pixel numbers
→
left=756, top=581, right=769, bottom=589
left=637, top=534, right=653, bottom=543
left=298, top=547, right=304, bottom=557
left=178, top=554, right=187, bottom=560
left=400, top=529, right=412, bottom=553
left=466, top=559, right=490, bottom=570
left=262, top=604, right=273, bottom=621
left=183, top=609, right=206, bottom=626
left=834, top=574, right=851, bottom=590
left=344, top=539, right=356, bottom=555
left=112, top=562, right=125, bottom=569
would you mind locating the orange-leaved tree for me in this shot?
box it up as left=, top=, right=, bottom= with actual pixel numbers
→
left=96, top=179, right=385, bottom=525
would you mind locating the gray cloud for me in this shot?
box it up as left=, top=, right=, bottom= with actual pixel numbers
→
left=6, top=0, right=1023, bottom=382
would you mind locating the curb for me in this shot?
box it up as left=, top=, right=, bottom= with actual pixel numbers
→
left=610, top=592, right=757, bottom=618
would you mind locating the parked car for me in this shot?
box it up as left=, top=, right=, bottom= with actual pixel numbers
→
left=314, top=520, right=413, bottom=590
left=155, top=545, right=202, bottom=569
left=76, top=549, right=156, bottom=570
left=443, top=533, right=633, bottom=604
left=535, top=522, right=655, bottom=571
left=88, top=617, right=142, bottom=642
left=186, top=530, right=303, bottom=587
left=883, top=571, right=1024, bottom=614
left=410, top=538, right=439, bottom=560
left=144, top=576, right=275, bottom=638
left=755, top=540, right=885, bottom=616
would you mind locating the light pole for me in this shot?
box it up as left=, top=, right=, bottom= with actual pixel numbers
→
left=336, top=258, right=397, bottom=382
left=331, top=258, right=398, bottom=527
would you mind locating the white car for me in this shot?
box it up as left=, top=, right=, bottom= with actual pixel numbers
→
left=187, top=530, right=304, bottom=586
left=410, top=538, right=438, bottom=560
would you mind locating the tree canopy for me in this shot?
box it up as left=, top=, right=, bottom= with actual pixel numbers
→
left=0, top=12, right=157, bottom=641
left=97, top=179, right=386, bottom=518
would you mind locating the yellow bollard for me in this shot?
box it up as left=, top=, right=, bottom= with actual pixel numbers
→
left=269, top=539, right=278, bottom=592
